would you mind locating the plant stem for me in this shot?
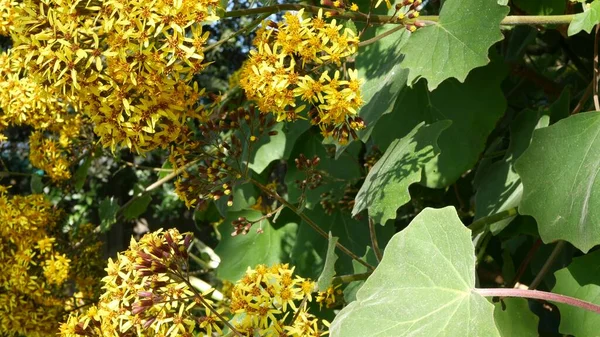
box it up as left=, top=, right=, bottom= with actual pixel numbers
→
left=332, top=272, right=372, bottom=284
left=509, top=238, right=542, bottom=288
left=529, top=240, right=566, bottom=290
left=499, top=15, right=575, bottom=26
left=368, top=217, right=383, bottom=263
left=594, top=25, right=600, bottom=111
left=223, top=5, right=575, bottom=26
left=250, top=178, right=375, bottom=271
left=358, top=25, right=404, bottom=47
left=475, top=288, right=600, bottom=314
left=468, top=207, right=518, bottom=235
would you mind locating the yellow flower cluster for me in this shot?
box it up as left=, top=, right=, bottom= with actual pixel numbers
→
left=0, top=186, right=101, bottom=337
left=0, top=0, right=16, bottom=36
left=239, top=9, right=366, bottom=144
left=60, top=228, right=219, bottom=337
left=2, top=0, right=220, bottom=155
left=229, top=263, right=329, bottom=336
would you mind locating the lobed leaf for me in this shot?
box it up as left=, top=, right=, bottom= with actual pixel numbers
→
left=330, top=207, right=500, bottom=337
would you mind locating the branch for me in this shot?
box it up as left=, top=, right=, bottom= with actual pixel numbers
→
left=475, top=288, right=600, bottom=315
left=529, top=240, right=566, bottom=290
left=332, top=272, right=372, bottom=284
left=368, top=217, right=383, bottom=263
left=223, top=5, right=576, bottom=26
left=468, top=207, right=518, bottom=235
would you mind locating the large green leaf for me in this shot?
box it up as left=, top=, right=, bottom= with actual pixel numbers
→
left=552, top=250, right=600, bottom=336
left=373, top=61, right=507, bottom=188
left=568, top=0, right=600, bottom=36
left=493, top=298, right=539, bottom=337
left=330, top=207, right=500, bottom=337
left=400, top=0, right=508, bottom=90
left=215, top=210, right=297, bottom=282
left=475, top=109, right=550, bottom=234
left=352, top=121, right=450, bottom=224
left=248, top=120, right=309, bottom=174
left=515, top=112, right=600, bottom=252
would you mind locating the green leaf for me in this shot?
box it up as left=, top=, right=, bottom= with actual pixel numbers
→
left=373, top=60, right=507, bottom=188
left=568, top=0, right=600, bottom=36
left=353, top=121, right=450, bottom=224
left=215, top=210, right=297, bottom=282
left=552, top=250, right=600, bottom=336
left=158, top=160, right=172, bottom=180
left=515, top=112, right=600, bottom=252
left=122, top=194, right=152, bottom=220
left=286, top=131, right=361, bottom=209
left=400, top=0, right=508, bottom=90
left=30, top=175, right=43, bottom=194
left=316, top=233, right=338, bottom=292
left=248, top=120, right=309, bottom=174
left=73, top=155, right=92, bottom=190
left=343, top=248, right=378, bottom=303
left=354, top=28, right=410, bottom=142
left=475, top=109, right=550, bottom=234
left=291, top=207, right=393, bottom=278
left=99, top=197, right=119, bottom=233
left=215, top=182, right=258, bottom=217
left=330, top=207, right=500, bottom=337
left=513, top=0, right=565, bottom=14
left=493, top=298, right=539, bottom=337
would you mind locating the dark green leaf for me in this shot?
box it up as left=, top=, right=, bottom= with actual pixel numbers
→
left=316, top=233, right=338, bottom=292
left=99, top=197, right=119, bottom=233
left=373, top=60, right=507, bottom=188
left=215, top=210, right=297, bottom=282
left=73, top=155, right=93, bottom=190
left=248, top=120, right=310, bottom=174
left=30, top=175, right=43, bottom=194
left=475, top=110, right=550, bottom=233
left=400, top=0, right=508, bottom=90
left=513, top=0, right=565, bottom=14
left=122, top=194, right=152, bottom=220
left=353, top=121, right=450, bottom=224
left=515, top=112, right=600, bottom=252
left=493, top=298, right=539, bottom=337
left=286, top=131, right=361, bottom=209
left=552, top=250, right=600, bottom=336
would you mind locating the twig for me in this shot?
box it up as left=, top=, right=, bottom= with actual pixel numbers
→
left=358, top=25, right=404, bottom=47
left=594, top=25, right=600, bottom=111
left=509, top=238, right=542, bottom=288
left=368, top=217, right=382, bottom=263
left=529, top=240, right=566, bottom=290
left=250, top=178, right=375, bottom=271
left=468, top=207, right=518, bottom=235
left=475, top=287, right=600, bottom=314
left=331, top=272, right=372, bottom=284
left=174, top=272, right=244, bottom=337
left=571, top=80, right=594, bottom=115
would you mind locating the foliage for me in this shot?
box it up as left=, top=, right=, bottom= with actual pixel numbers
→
left=2, top=0, right=600, bottom=336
